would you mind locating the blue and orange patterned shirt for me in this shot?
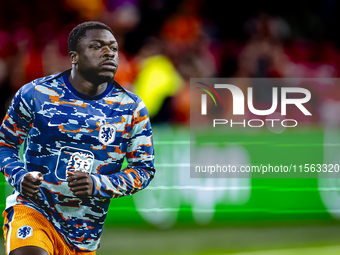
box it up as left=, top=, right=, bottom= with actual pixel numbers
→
left=0, top=70, right=155, bottom=251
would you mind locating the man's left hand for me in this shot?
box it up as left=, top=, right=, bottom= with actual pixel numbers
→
left=67, top=171, right=94, bottom=197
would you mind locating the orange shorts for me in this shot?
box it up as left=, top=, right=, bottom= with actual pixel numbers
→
left=3, top=205, right=96, bottom=255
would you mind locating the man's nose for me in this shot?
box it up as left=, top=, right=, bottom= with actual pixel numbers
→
left=103, top=46, right=115, bottom=58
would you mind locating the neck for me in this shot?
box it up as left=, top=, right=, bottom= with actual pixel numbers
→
left=68, top=69, right=108, bottom=96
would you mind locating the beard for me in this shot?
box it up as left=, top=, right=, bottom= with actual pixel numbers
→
left=96, top=73, right=115, bottom=84
left=79, top=67, right=116, bottom=85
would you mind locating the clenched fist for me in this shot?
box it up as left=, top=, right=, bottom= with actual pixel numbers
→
left=20, top=171, right=43, bottom=198
left=67, top=171, right=94, bottom=197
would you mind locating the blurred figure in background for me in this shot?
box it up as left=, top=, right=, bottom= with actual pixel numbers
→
left=133, top=37, right=183, bottom=123
left=159, top=0, right=217, bottom=124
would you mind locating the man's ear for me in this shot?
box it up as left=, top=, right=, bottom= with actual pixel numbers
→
left=69, top=51, right=78, bottom=64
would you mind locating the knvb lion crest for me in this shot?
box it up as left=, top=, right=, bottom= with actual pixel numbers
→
left=17, top=225, right=33, bottom=239
left=99, top=124, right=116, bottom=145
left=67, top=151, right=94, bottom=173
left=55, top=147, right=95, bottom=181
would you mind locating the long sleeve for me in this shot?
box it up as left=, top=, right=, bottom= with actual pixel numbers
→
left=0, top=85, right=32, bottom=193
left=91, top=100, right=155, bottom=198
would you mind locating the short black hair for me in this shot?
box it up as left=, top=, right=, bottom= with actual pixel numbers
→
left=68, top=21, right=114, bottom=52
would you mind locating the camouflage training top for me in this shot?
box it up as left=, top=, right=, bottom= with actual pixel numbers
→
left=0, top=70, right=155, bottom=251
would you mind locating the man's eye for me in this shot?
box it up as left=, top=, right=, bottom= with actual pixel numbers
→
left=110, top=47, right=117, bottom=51
left=92, top=45, right=101, bottom=49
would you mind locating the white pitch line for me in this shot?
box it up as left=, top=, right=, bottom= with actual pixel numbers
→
left=154, top=163, right=190, bottom=167
left=145, top=186, right=251, bottom=191
left=222, top=245, right=340, bottom=255
left=154, top=141, right=190, bottom=145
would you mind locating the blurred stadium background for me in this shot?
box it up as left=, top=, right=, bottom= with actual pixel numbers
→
left=1, top=0, right=340, bottom=254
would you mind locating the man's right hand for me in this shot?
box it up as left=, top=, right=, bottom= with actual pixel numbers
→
left=20, top=172, right=43, bottom=198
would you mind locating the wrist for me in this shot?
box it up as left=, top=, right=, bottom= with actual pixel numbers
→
left=89, top=174, right=98, bottom=196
